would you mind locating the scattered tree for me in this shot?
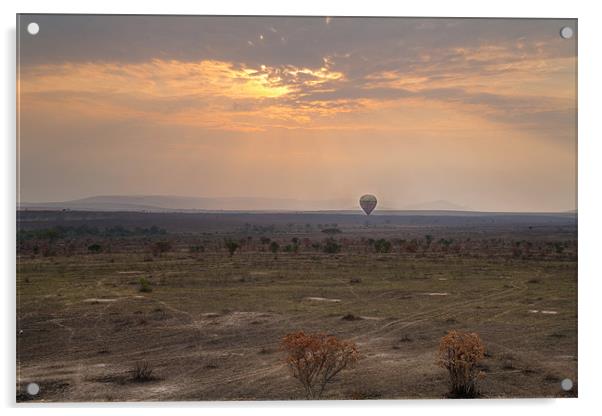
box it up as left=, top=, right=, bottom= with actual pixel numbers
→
left=322, top=238, right=341, bottom=254
left=425, top=235, right=433, bottom=247
left=189, top=244, right=204, bottom=253
left=554, top=242, right=565, bottom=254
left=284, top=244, right=299, bottom=253
left=281, top=331, right=359, bottom=399
left=269, top=241, right=280, bottom=258
left=374, top=239, right=392, bottom=253
left=88, top=243, right=102, bottom=253
left=437, top=330, right=485, bottom=398
left=224, top=239, right=240, bottom=257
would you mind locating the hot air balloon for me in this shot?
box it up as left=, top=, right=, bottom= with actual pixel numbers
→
left=359, top=194, right=377, bottom=215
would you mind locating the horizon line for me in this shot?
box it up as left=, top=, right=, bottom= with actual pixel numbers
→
left=16, top=207, right=578, bottom=215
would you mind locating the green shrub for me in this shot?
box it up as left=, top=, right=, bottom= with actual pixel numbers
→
left=269, top=241, right=280, bottom=258
left=139, top=277, right=152, bottom=293
left=374, top=239, right=392, bottom=253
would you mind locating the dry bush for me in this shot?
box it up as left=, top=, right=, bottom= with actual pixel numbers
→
left=282, top=331, right=359, bottom=399
left=130, top=361, right=154, bottom=382
left=437, top=330, right=485, bottom=398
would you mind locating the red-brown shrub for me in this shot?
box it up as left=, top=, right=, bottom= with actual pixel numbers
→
left=437, top=330, right=485, bottom=398
left=281, top=331, right=359, bottom=399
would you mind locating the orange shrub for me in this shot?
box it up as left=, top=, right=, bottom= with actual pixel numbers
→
left=437, top=330, right=485, bottom=398
left=281, top=331, right=359, bottom=399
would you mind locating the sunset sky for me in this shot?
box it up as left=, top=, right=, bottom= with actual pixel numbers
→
left=18, top=15, right=577, bottom=212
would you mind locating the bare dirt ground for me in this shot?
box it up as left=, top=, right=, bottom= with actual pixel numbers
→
left=16, top=212, right=577, bottom=401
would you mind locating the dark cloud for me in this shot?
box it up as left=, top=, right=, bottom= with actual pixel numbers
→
left=18, top=15, right=576, bottom=69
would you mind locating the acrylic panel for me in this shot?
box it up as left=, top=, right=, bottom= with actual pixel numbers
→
left=16, top=15, right=577, bottom=402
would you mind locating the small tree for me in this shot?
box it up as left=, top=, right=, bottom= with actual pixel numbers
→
left=425, top=235, right=433, bottom=247
left=88, top=243, right=102, bottom=253
left=269, top=241, right=280, bottom=258
left=437, top=330, right=485, bottom=398
left=282, top=331, right=359, bottom=399
left=322, top=238, right=341, bottom=254
left=189, top=244, right=204, bottom=253
left=439, top=238, right=453, bottom=252
left=224, top=239, right=240, bottom=257
left=285, top=239, right=300, bottom=254
left=554, top=242, right=565, bottom=254
left=374, top=239, right=392, bottom=253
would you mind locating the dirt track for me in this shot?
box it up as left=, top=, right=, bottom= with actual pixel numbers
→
left=17, top=242, right=577, bottom=401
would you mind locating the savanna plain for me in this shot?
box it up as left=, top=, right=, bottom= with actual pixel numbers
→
left=16, top=210, right=577, bottom=401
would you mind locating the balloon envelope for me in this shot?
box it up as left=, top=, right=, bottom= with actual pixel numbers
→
left=359, top=194, right=377, bottom=215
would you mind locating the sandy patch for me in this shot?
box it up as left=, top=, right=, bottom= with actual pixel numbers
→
left=420, top=292, right=449, bottom=296
left=195, top=311, right=275, bottom=329
left=529, top=310, right=558, bottom=315
left=305, top=297, right=341, bottom=303
left=360, top=316, right=384, bottom=320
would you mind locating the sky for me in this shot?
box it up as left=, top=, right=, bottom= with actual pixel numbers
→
left=17, top=15, right=577, bottom=212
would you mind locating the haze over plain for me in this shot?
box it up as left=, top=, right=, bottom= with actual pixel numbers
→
left=18, top=16, right=577, bottom=212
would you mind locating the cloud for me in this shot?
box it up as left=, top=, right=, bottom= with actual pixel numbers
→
left=17, top=16, right=577, bottom=210
left=20, top=58, right=351, bottom=131
left=20, top=39, right=576, bottom=136
left=19, top=16, right=576, bottom=134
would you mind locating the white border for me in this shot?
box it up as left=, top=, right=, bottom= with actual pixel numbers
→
left=2, top=1, right=601, bottom=415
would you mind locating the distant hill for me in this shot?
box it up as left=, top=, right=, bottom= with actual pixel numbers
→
left=19, top=195, right=357, bottom=212
left=19, top=195, right=571, bottom=214
left=401, top=200, right=472, bottom=211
